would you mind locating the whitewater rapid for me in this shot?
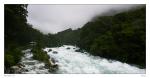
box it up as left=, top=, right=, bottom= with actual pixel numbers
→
left=20, top=49, right=49, bottom=74
left=43, top=45, right=145, bottom=74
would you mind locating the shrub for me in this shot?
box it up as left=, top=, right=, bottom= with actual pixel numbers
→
left=31, top=42, right=52, bottom=68
left=5, top=54, right=15, bottom=67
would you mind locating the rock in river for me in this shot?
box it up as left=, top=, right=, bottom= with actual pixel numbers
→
left=52, top=51, right=58, bottom=54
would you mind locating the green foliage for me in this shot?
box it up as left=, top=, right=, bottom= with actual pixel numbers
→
left=5, top=54, right=15, bottom=67
left=32, top=50, right=48, bottom=62
left=55, top=28, right=81, bottom=46
left=44, top=33, right=60, bottom=47
left=31, top=42, right=51, bottom=68
left=32, top=49, right=50, bottom=63
left=78, top=6, right=146, bottom=68
left=4, top=45, right=23, bottom=68
left=5, top=4, right=28, bottom=47
left=5, top=4, right=29, bottom=69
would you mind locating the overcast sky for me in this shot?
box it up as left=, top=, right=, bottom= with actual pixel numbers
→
left=27, top=4, right=142, bottom=34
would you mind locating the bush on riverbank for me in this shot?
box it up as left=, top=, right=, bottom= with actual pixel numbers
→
left=31, top=42, right=52, bottom=70
left=32, top=49, right=51, bottom=66
left=5, top=44, right=23, bottom=69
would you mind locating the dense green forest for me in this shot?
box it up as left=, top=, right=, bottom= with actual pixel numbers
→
left=79, top=6, right=146, bottom=68
left=55, top=28, right=81, bottom=46
left=56, top=6, right=146, bottom=68
left=4, top=4, right=146, bottom=72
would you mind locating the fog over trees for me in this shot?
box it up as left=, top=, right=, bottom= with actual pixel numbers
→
left=27, top=4, right=143, bottom=34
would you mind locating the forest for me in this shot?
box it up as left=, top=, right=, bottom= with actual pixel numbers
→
left=4, top=4, right=146, bottom=73
left=55, top=6, right=146, bottom=68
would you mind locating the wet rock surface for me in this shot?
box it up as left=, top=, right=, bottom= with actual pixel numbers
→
left=66, top=47, right=70, bottom=49
left=52, top=51, right=58, bottom=54
left=48, top=49, right=52, bottom=52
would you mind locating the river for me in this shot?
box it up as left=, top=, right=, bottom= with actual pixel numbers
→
left=20, top=45, right=145, bottom=74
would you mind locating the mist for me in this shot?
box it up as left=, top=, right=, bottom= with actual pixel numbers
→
left=27, top=4, right=143, bottom=34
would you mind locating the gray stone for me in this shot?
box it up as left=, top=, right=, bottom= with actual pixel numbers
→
left=66, top=47, right=70, bottom=49
left=48, top=49, right=52, bottom=52
left=53, top=51, right=58, bottom=54
left=22, top=61, right=35, bottom=65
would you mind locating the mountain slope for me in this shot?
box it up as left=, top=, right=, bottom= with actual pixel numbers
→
left=56, top=6, right=146, bottom=68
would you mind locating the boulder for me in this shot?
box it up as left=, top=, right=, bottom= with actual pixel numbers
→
left=21, top=68, right=29, bottom=72
left=48, top=64, right=59, bottom=73
left=52, top=64, right=58, bottom=68
left=48, top=49, right=52, bottom=52
left=75, top=49, right=85, bottom=53
left=66, top=47, right=70, bottom=49
left=44, top=63, right=51, bottom=69
left=52, top=51, right=58, bottom=54
left=50, top=57, right=58, bottom=63
left=17, top=63, right=25, bottom=68
left=44, top=58, right=59, bottom=73
left=11, top=66, right=20, bottom=70
left=22, top=61, right=35, bottom=65
left=39, top=66, right=45, bottom=70
left=75, top=49, right=81, bottom=52
left=84, top=52, right=88, bottom=54
left=10, top=66, right=22, bottom=74
left=24, top=69, right=29, bottom=72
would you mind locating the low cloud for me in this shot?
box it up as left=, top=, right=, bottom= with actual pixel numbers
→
left=27, top=4, right=143, bottom=34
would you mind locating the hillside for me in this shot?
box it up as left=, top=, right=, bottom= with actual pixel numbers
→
left=56, top=6, right=146, bottom=68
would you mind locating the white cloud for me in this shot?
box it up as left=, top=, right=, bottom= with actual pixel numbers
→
left=27, top=4, right=142, bottom=34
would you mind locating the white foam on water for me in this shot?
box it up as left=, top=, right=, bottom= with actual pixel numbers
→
left=21, top=49, right=49, bottom=74
left=44, top=45, right=145, bottom=74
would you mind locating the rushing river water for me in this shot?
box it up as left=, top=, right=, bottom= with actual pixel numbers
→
left=21, top=45, right=145, bottom=74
